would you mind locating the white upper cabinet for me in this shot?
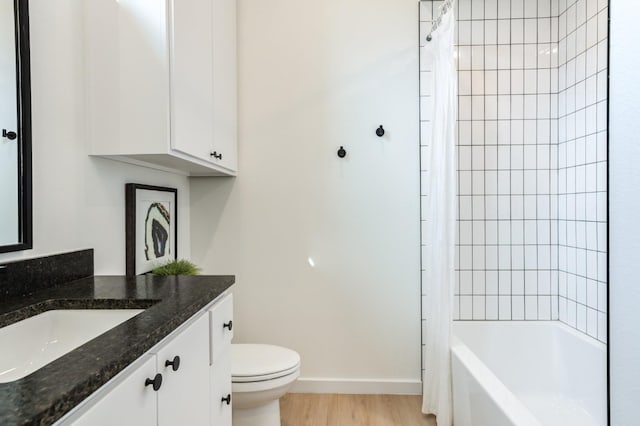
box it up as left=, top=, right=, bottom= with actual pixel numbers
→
left=211, top=0, right=238, bottom=171
left=85, top=0, right=237, bottom=176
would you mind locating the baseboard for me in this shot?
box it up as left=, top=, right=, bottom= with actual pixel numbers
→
left=290, top=377, right=422, bottom=395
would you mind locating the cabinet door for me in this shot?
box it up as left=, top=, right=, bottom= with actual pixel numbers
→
left=85, top=0, right=171, bottom=156
left=69, top=355, right=158, bottom=426
left=211, top=0, right=238, bottom=171
left=170, top=0, right=215, bottom=163
left=211, top=350, right=232, bottom=426
left=156, top=314, right=210, bottom=426
left=209, top=294, right=233, bottom=363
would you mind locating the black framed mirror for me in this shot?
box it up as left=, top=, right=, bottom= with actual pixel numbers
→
left=0, top=0, right=31, bottom=253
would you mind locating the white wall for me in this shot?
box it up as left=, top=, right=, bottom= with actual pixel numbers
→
left=191, top=0, right=421, bottom=392
left=0, top=0, right=190, bottom=274
left=609, top=2, right=640, bottom=423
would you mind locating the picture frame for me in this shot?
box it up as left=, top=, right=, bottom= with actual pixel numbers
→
left=125, top=183, right=178, bottom=276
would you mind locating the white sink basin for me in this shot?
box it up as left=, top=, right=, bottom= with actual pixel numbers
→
left=0, top=309, right=144, bottom=383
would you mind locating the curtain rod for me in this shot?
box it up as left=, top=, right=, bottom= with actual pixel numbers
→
left=424, top=0, right=455, bottom=42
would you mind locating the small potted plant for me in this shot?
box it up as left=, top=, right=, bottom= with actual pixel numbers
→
left=151, top=259, right=201, bottom=276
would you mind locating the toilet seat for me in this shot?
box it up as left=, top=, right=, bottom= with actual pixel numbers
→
left=231, top=344, right=300, bottom=383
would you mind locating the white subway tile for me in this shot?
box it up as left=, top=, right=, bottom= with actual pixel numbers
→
left=586, top=0, right=598, bottom=19
left=524, top=19, right=537, bottom=44
left=486, top=220, right=499, bottom=244
left=497, top=19, right=511, bottom=44
left=486, top=21, right=498, bottom=45
left=524, top=219, right=537, bottom=244
left=472, top=0, right=485, bottom=20
left=458, top=0, right=472, bottom=20
left=538, top=18, right=552, bottom=43
left=471, top=45, right=484, bottom=70
left=460, top=296, right=473, bottom=320
left=539, top=296, right=552, bottom=320
left=524, top=44, right=538, bottom=69
left=597, top=39, right=607, bottom=71
left=486, top=296, right=499, bottom=319
left=458, top=46, right=472, bottom=70
left=511, top=0, right=524, bottom=18
left=587, top=307, right=598, bottom=338
left=459, top=21, right=472, bottom=45
left=512, top=220, right=525, bottom=245
left=512, top=18, right=525, bottom=43
left=513, top=296, right=525, bottom=320
left=471, top=71, right=485, bottom=95
left=525, top=246, right=538, bottom=272
left=498, top=45, right=512, bottom=68
left=525, top=296, right=538, bottom=320
left=586, top=16, right=598, bottom=49
left=597, top=8, right=608, bottom=42
left=576, top=304, right=587, bottom=332
left=499, top=296, right=512, bottom=319
left=598, top=311, right=607, bottom=343
left=498, top=0, right=512, bottom=18
left=472, top=20, right=485, bottom=45
left=567, top=299, right=577, bottom=327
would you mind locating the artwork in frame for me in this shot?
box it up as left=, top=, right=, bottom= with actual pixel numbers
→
left=125, top=184, right=177, bottom=276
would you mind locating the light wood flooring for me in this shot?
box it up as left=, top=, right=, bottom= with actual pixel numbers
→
left=280, top=393, right=437, bottom=426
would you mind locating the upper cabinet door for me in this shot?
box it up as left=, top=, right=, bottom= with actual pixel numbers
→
left=85, top=0, right=171, bottom=156
left=211, top=0, right=238, bottom=171
left=155, top=314, right=211, bottom=426
left=170, top=0, right=215, bottom=164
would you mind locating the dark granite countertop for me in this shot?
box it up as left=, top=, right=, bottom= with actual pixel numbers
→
left=0, top=274, right=235, bottom=426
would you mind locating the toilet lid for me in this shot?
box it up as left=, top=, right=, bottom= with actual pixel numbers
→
left=231, top=344, right=300, bottom=381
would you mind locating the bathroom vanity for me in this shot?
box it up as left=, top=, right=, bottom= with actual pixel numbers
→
left=0, top=269, right=234, bottom=425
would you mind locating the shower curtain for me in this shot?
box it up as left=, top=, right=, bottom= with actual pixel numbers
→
left=421, top=4, right=457, bottom=426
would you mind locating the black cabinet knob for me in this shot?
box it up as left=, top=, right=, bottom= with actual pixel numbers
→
left=210, top=151, right=223, bottom=160
left=145, top=373, right=163, bottom=391
left=376, top=125, right=385, bottom=137
left=337, top=146, right=347, bottom=158
left=165, top=355, right=181, bottom=372
left=2, top=129, right=17, bottom=140
left=222, top=394, right=231, bottom=405
left=223, top=320, right=233, bottom=331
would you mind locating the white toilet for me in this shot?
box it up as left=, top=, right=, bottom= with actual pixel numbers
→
left=231, top=344, right=301, bottom=426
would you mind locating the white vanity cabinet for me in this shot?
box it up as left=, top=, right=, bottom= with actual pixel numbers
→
left=84, top=0, right=237, bottom=176
left=60, top=294, right=233, bottom=426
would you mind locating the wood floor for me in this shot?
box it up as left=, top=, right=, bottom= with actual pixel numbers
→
left=280, top=394, right=437, bottom=426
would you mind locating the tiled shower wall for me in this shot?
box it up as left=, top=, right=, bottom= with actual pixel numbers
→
left=419, top=0, right=608, bottom=348
left=556, top=0, right=608, bottom=341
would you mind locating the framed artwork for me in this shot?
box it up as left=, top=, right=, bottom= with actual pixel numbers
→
left=125, top=184, right=177, bottom=276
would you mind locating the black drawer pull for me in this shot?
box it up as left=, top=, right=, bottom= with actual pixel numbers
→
left=210, top=151, right=223, bottom=160
left=145, top=373, right=162, bottom=391
left=165, top=355, right=181, bottom=372
left=222, top=394, right=231, bottom=405
left=223, top=320, right=233, bottom=331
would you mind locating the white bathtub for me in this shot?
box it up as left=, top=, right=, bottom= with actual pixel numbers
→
left=451, top=321, right=607, bottom=426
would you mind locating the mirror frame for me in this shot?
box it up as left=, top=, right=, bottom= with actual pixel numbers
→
left=0, top=0, right=32, bottom=253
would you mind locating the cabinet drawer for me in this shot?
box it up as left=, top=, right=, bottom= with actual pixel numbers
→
left=209, top=294, right=233, bottom=363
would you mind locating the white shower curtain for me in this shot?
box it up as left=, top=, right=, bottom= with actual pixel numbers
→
left=421, top=4, right=457, bottom=426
